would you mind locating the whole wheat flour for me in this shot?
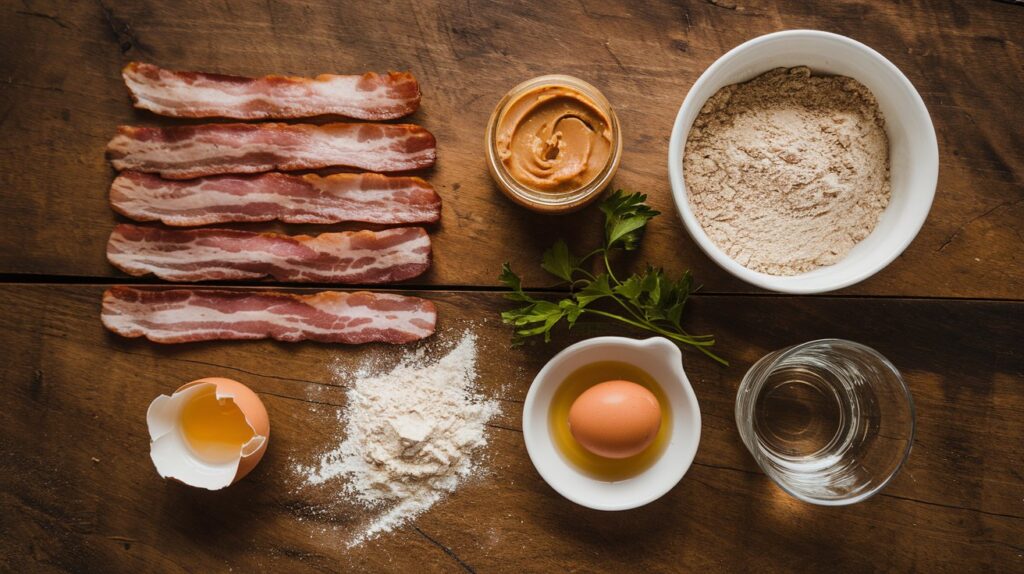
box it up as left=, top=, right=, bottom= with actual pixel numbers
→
left=296, top=332, right=499, bottom=547
left=684, top=66, right=891, bottom=275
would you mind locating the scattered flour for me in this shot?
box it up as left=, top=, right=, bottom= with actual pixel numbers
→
left=296, top=332, right=499, bottom=547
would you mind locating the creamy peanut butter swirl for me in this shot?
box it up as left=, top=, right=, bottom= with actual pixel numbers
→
left=496, top=85, right=613, bottom=193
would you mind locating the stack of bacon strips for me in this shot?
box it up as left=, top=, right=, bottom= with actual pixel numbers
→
left=101, top=62, right=440, bottom=344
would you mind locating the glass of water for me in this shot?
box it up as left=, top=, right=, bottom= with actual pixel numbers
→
left=736, top=339, right=914, bottom=505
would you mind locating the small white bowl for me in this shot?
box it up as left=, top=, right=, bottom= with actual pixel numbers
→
left=668, top=30, right=938, bottom=294
left=522, top=336, right=701, bottom=511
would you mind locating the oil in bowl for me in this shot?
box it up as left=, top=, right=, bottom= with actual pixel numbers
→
left=549, top=361, right=672, bottom=481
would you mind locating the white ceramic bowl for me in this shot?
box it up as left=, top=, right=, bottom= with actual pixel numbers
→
left=668, top=30, right=938, bottom=294
left=522, top=337, right=701, bottom=511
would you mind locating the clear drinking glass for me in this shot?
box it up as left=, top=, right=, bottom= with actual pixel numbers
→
left=735, top=339, right=915, bottom=505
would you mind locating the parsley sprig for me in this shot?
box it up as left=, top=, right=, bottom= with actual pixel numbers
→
left=499, top=190, right=726, bottom=365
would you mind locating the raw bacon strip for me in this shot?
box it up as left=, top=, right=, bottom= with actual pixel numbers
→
left=122, top=62, right=420, bottom=120
left=102, top=286, right=436, bottom=344
left=106, top=123, right=436, bottom=179
left=110, top=171, right=441, bottom=226
left=107, top=224, right=431, bottom=284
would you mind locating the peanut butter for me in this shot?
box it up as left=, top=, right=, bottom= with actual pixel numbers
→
left=495, top=85, right=613, bottom=194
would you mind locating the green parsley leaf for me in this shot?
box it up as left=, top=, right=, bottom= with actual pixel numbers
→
left=560, top=299, right=583, bottom=326
left=612, top=273, right=642, bottom=300
left=576, top=273, right=613, bottom=307
left=540, top=239, right=579, bottom=283
left=502, top=300, right=566, bottom=343
left=600, top=190, right=660, bottom=251
left=498, top=263, right=535, bottom=303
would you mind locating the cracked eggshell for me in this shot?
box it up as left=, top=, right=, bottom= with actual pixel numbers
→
left=147, top=377, right=270, bottom=490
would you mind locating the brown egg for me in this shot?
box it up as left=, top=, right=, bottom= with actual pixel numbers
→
left=568, top=380, right=662, bottom=459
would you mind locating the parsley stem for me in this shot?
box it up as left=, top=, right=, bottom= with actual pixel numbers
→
left=603, top=252, right=619, bottom=284
left=603, top=309, right=703, bottom=345
left=569, top=268, right=596, bottom=293
left=688, top=341, right=729, bottom=365
left=580, top=248, right=605, bottom=264
left=604, top=293, right=715, bottom=346
left=679, top=330, right=716, bottom=341
left=584, top=309, right=728, bottom=366
left=573, top=269, right=596, bottom=282
left=585, top=308, right=652, bottom=332
left=608, top=292, right=648, bottom=324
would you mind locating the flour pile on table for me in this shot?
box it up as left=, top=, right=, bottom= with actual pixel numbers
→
left=297, top=332, right=499, bottom=547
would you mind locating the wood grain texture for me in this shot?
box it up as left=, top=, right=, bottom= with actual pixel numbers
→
left=1, top=1, right=1022, bottom=572
left=0, top=0, right=1021, bottom=297
left=0, top=285, right=1020, bottom=573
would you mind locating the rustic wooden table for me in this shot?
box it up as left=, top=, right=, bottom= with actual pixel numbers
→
left=1, top=1, right=1021, bottom=572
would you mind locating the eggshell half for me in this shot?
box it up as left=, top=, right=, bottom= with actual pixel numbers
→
left=147, top=377, right=270, bottom=490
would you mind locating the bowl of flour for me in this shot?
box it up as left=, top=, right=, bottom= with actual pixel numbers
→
left=668, top=30, right=938, bottom=293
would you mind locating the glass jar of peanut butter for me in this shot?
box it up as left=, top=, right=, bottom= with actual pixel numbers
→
left=486, top=75, right=622, bottom=213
